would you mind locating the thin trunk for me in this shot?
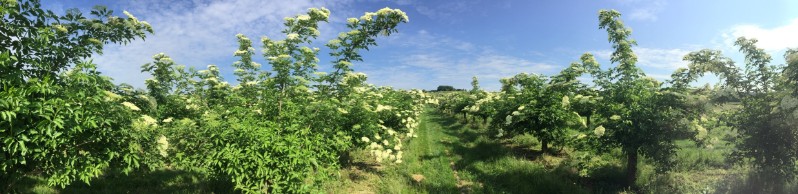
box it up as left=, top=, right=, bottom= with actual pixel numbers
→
left=626, top=150, right=638, bottom=187
left=541, top=138, right=549, bottom=153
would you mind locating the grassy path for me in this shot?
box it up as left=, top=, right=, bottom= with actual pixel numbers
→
left=375, top=108, right=462, bottom=193
left=371, top=108, right=586, bottom=194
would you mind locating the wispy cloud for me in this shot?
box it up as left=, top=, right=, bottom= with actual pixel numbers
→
left=361, top=30, right=557, bottom=91
left=90, top=0, right=349, bottom=87
left=393, top=0, right=481, bottom=23
left=723, top=18, right=798, bottom=51
left=615, top=0, right=667, bottom=21
left=634, top=47, right=690, bottom=69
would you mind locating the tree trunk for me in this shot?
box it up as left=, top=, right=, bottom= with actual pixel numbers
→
left=541, top=138, right=549, bottom=153
left=626, top=150, right=638, bottom=187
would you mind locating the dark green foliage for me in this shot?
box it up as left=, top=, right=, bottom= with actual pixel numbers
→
left=1, top=0, right=152, bottom=191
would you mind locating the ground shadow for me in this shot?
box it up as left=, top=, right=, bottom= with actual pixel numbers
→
left=712, top=171, right=798, bottom=194
left=55, top=169, right=237, bottom=194
left=427, top=110, right=592, bottom=194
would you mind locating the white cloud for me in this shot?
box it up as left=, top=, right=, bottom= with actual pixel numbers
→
left=362, top=53, right=555, bottom=91
left=724, top=18, right=798, bottom=51
left=90, top=0, right=349, bottom=87
left=385, top=30, right=476, bottom=52
left=635, top=47, right=690, bottom=69
left=354, top=29, right=561, bottom=90
left=394, top=0, right=480, bottom=23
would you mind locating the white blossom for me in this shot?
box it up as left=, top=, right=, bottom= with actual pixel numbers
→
left=104, top=91, right=122, bottom=101
left=140, top=115, right=158, bottom=127
left=156, top=135, right=169, bottom=157
left=347, top=18, right=359, bottom=25
left=286, top=33, right=299, bottom=40
left=122, top=102, right=140, bottom=111
left=594, top=125, right=605, bottom=137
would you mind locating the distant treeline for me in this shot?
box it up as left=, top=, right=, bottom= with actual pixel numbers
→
left=424, top=85, right=466, bottom=92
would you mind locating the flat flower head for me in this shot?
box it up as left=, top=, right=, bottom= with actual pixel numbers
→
left=347, top=18, right=359, bottom=25
left=140, top=115, right=158, bottom=127
left=156, top=135, right=169, bottom=157
left=594, top=125, right=605, bottom=137
left=122, top=102, right=140, bottom=111
left=286, top=33, right=299, bottom=40
left=104, top=90, right=122, bottom=101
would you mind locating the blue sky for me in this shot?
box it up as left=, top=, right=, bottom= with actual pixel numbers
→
left=41, top=0, right=798, bottom=90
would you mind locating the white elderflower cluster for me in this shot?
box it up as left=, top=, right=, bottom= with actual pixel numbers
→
left=243, top=81, right=258, bottom=86
left=562, top=96, right=570, bottom=108
left=250, top=62, right=261, bottom=69
left=594, top=125, right=605, bottom=137
left=204, top=77, right=218, bottom=84
left=156, top=135, right=169, bottom=157
left=233, top=50, right=248, bottom=56
left=337, top=107, right=349, bottom=114
left=87, top=38, right=102, bottom=46
left=296, top=14, right=311, bottom=21
left=376, top=7, right=409, bottom=22
left=52, top=24, right=68, bottom=33
left=162, top=117, right=173, bottom=123
left=347, top=18, right=359, bottom=25
left=307, top=7, right=330, bottom=19
left=464, top=105, right=480, bottom=113
left=123, top=10, right=138, bottom=23
left=214, top=82, right=229, bottom=89
left=207, top=65, right=219, bottom=72
left=360, top=12, right=376, bottom=22
left=366, top=131, right=404, bottom=163
left=140, top=115, right=158, bottom=127
left=402, top=116, right=418, bottom=134
left=122, top=102, right=140, bottom=111
left=375, top=104, right=394, bottom=112
left=327, top=39, right=342, bottom=47
left=286, top=33, right=299, bottom=40
left=691, top=120, right=707, bottom=140
left=104, top=90, right=122, bottom=101
left=353, top=86, right=367, bottom=93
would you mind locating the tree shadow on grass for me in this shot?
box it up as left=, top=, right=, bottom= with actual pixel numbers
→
left=55, top=169, right=237, bottom=194
left=426, top=110, right=590, bottom=194
left=711, top=171, right=798, bottom=194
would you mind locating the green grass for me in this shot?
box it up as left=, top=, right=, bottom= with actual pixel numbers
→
left=326, top=108, right=589, bottom=193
